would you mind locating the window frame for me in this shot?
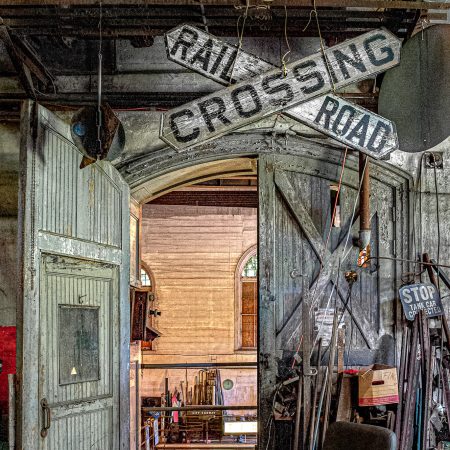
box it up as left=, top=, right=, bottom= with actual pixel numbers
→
left=235, top=245, right=258, bottom=352
left=139, top=261, right=156, bottom=351
left=139, top=261, right=155, bottom=291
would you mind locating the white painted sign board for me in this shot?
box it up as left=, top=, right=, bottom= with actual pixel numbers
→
left=162, top=25, right=401, bottom=157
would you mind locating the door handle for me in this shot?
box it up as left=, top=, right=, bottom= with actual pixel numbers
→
left=40, top=398, right=51, bottom=438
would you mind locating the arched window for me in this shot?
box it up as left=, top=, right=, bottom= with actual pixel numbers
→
left=139, top=262, right=156, bottom=351
left=140, top=267, right=152, bottom=288
left=235, top=246, right=257, bottom=350
left=140, top=262, right=154, bottom=290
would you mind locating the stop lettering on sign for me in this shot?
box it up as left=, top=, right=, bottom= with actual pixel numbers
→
left=399, top=282, right=444, bottom=321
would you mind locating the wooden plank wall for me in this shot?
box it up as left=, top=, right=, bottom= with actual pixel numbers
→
left=140, top=204, right=257, bottom=409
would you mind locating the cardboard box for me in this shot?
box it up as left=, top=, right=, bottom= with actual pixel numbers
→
left=358, top=364, right=399, bottom=407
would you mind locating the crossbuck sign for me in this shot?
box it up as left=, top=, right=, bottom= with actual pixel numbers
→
left=161, top=25, right=401, bottom=158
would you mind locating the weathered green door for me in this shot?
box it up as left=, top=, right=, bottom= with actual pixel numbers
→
left=258, top=152, right=409, bottom=449
left=18, top=103, right=130, bottom=450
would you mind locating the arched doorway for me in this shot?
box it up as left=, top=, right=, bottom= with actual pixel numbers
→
left=121, top=131, right=412, bottom=449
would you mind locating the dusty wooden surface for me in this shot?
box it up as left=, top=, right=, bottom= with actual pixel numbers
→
left=258, top=152, right=410, bottom=448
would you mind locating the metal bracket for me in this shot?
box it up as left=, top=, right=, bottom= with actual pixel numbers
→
left=425, top=152, right=444, bottom=169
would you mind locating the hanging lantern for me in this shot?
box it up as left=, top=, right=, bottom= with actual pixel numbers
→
left=71, top=103, right=125, bottom=168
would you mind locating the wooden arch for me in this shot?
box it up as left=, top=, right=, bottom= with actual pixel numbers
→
left=118, top=131, right=412, bottom=205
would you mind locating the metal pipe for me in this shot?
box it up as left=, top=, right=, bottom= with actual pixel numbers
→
left=359, top=153, right=371, bottom=259
left=293, top=377, right=303, bottom=450
left=141, top=362, right=257, bottom=369
left=142, top=405, right=257, bottom=412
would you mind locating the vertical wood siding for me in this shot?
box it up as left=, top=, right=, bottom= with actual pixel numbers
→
left=39, top=127, right=122, bottom=248
left=140, top=204, right=257, bottom=408
left=46, top=407, right=113, bottom=450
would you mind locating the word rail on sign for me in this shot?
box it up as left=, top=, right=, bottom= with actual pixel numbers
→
left=162, top=25, right=401, bottom=154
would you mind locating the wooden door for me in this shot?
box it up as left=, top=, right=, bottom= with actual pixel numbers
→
left=258, top=152, right=409, bottom=449
left=18, top=103, right=130, bottom=450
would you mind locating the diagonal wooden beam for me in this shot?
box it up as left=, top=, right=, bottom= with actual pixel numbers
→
left=10, top=35, right=54, bottom=87
left=275, top=169, right=377, bottom=348
left=0, top=25, right=36, bottom=99
left=274, top=170, right=326, bottom=264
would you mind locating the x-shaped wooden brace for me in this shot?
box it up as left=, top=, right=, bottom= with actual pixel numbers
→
left=274, top=170, right=377, bottom=349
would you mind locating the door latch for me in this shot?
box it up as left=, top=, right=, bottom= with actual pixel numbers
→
left=40, top=398, right=51, bottom=438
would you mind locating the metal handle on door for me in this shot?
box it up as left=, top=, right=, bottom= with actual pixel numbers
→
left=40, top=398, right=51, bottom=438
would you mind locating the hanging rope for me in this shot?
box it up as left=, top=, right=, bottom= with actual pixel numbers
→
left=303, top=0, right=336, bottom=93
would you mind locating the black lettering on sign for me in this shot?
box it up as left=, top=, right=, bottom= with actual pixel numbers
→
left=170, top=109, right=200, bottom=143
left=169, top=27, right=199, bottom=61
left=262, top=73, right=294, bottom=107
left=367, top=121, right=391, bottom=152
left=231, top=85, right=262, bottom=118
left=347, top=114, right=369, bottom=146
left=314, top=96, right=339, bottom=129
left=190, top=38, right=214, bottom=72
left=210, top=45, right=228, bottom=76
left=332, top=105, right=356, bottom=136
left=332, top=44, right=367, bottom=80
left=219, top=49, right=238, bottom=83
left=293, top=60, right=325, bottom=95
left=364, top=34, right=394, bottom=67
left=198, top=97, right=231, bottom=132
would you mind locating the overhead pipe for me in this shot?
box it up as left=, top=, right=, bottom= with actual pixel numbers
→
left=358, top=153, right=371, bottom=267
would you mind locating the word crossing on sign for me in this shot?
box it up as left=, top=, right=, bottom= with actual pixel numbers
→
left=164, top=25, right=399, bottom=157
left=161, top=25, right=401, bottom=154
left=399, top=282, right=444, bottom=321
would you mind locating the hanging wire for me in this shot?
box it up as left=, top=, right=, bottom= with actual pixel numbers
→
left=302, top=0, right=336, bottom=93
left=288, top=150, right=348, bottom=365
left=307, top=156, right=370, bottom=356
left=430, top=152, right=445, bottom=406
left=281, top=4, right=291, bottom=76
left=229, top=1, right=250, bottom=84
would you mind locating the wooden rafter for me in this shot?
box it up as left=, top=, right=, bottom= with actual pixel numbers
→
left=0, top=0, right=449, bottom=9
left=0, top=25, right=55, bottom=98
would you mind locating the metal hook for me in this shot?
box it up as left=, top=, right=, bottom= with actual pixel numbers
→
left=304, top=368, right=318, bottom=377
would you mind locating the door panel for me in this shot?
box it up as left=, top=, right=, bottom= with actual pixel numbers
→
left=258, top=153, right=409, bottom=449
left=40, top=255, right=118, bottom=450
left=18, top=102, right=130, bottom=450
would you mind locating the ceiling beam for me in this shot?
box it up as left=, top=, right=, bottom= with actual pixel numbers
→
left=0, top=26, right=36, bottom=98
left=2, top=0, right=449, bottom=9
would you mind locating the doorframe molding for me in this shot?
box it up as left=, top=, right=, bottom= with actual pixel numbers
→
left=119, top=132, right=411, bottom=197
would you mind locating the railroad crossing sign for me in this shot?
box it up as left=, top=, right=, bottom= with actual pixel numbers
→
left=161, top=25, right=401, bottom=158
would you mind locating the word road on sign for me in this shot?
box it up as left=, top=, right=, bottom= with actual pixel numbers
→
left=162, top=25, right=401, bottom=157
